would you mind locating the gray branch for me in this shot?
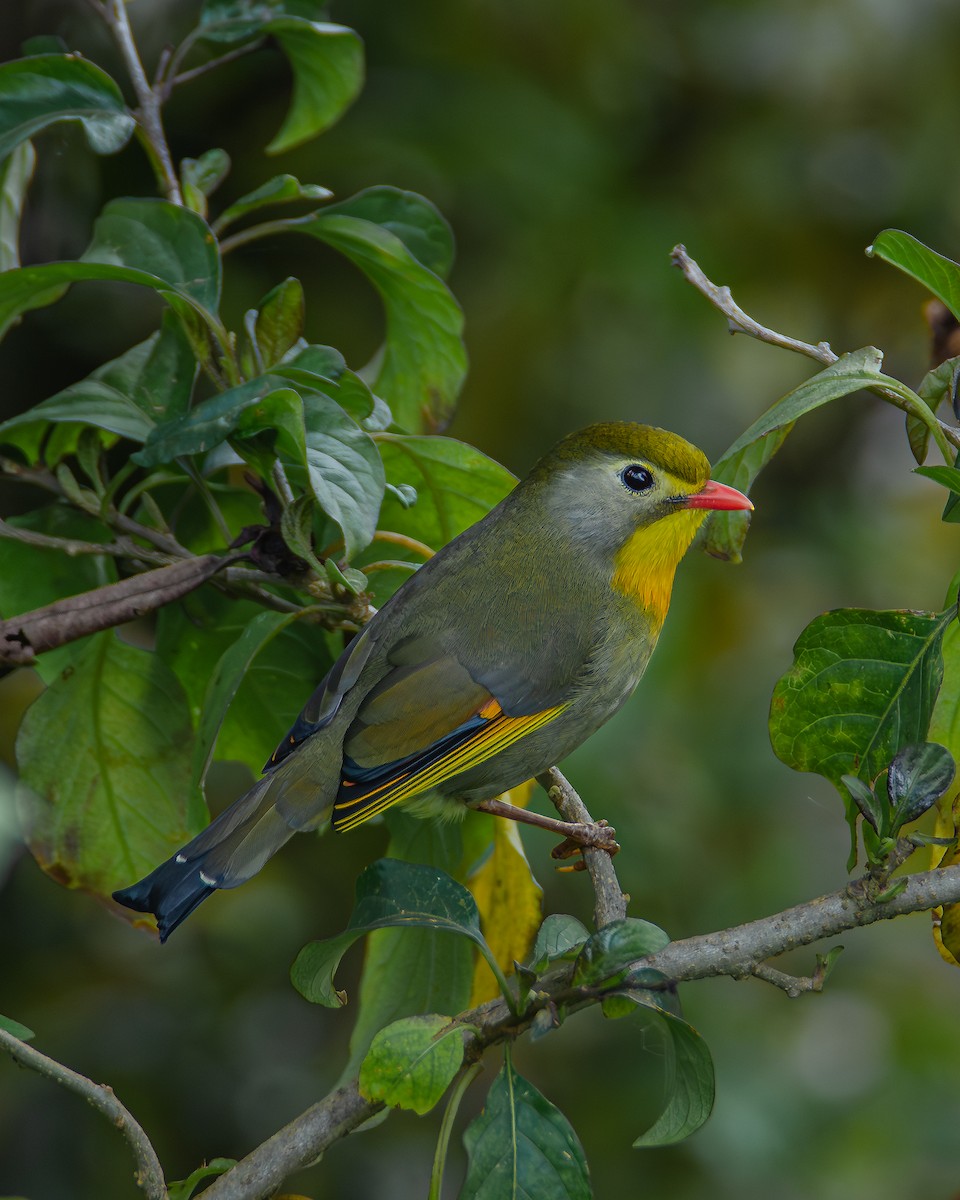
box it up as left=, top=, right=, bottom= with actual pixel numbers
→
left=0, top=1026, right=167, bottom=1200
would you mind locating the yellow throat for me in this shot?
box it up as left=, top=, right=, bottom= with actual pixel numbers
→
left=611, top=506, right=706, bottom=627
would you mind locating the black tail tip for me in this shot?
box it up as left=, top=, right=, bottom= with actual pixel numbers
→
left=113, top=857, right=217, bottom=943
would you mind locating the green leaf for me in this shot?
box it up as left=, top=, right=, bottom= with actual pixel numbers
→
left=319, top=187, right=455, bottom=278
left=462, top=1056, right=591, bottom=1200
left=191, top=608, right=312, bottom=829
left=264, top=20, right=365, bottom=153
left=573, top=918, right=671, bottom=987
left=166, top=1159, right=236, bottom=1200
left=886, top=741, right=955, bottom=828
left=530, top=914, right=590, bottom=969
left=291, top=858, right=491, bottom=1007
left=633, top=1010, right=715, bottom=1147
left=297, top=208, right=466, bottom=432
left=0, top=1015, right=35, bottom=1041
left=212, top=173, right=332, bottom=234
left=841, top=773, right=883, bottom=833
left=341, top=813, right=475, bottom=1082
left=253, top=276, right=304, bottom=368
left=0, top=54, right=135, bottom=160
left=156, top=590, right=334, bottom=780
left=359, top=1013, right=465, bottom=1115
left=0, top=140, right=35, bottom=272
left=16, top=635, right=193, bottom=898
left=0, top=310, right=197, bottom=460
left=181, top=148, right=231, bottom=217
left=868, top=229, right=960, bottom=323
left=0, top=507, right=116, bottom=683
left=915, top=465, right=960, bottom=494
left=376, top=435, right=515, bottom=551
left=0, top=198, right=222, bottom=342
left=703, top=347, right=900, bottom=561
left=770, top=608, right=951, bottom=831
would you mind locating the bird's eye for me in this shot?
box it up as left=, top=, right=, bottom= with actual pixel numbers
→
left=620, top=464, right=654, bottom=493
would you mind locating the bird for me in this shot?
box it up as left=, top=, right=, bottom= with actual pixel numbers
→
left=113, top=422, right=753, bottom=940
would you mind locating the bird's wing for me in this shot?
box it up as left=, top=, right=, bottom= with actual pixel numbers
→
left=331, top=638, right=568, bottom=832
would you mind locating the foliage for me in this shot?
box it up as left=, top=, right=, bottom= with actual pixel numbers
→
left=3, top=4, right=960, bottom=1200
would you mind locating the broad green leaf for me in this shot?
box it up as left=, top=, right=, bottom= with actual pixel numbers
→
left=770, top=608, right=951, bottom=832
left=376, top=435, right=515, bottom=551
left=531, top=914, right=590, bottom=969
left=633, top=1010, right=715, bottom=1147
left=0, top=55, right=135, bottom=160
left=929, top=575, right=960, bottom=773
left=191, top=608, right=313, bottom=828
left=166, top=1159, right=236, bottom=1200
left=264, top=20, right=364, bottom=153
left=359, top=1013, right=465, bottom=1115
left=195, top=5, right=363, bottom=152
left=291, top=858, right=491, bottom=1007
left=573, top=918, right=671, bottom=987
left=886, top=741, right=955, bottom=827
left=319, top=187, right=454, bottom=278
left=462, top=1057, right=591, bottom=1200
left=298, top=209, right=466, bottom=432
left=81, top=197, right=221, bottom=313
left=212, top=174, right=332, bottom=234
left=0, top=140, right=35, bottom=272
left=0, top=507, right=115, bottom=683
left=156, top=591, right=334, bottom=779
left=16, top=634, right=193, bottom=897
left=0, top=198, right=221, bottom=342
left=868, top=230, right=960, bottom=323
left=341, top=813, right=475, bottom=1082
left=0, top=310, right=197, bottom=460
left=0, top=1015, right=34, bottom=1041
left=254, top=276, right=304, bottom=367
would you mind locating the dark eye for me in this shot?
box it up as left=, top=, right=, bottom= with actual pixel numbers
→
left=620, top=464, right=654, bottom=493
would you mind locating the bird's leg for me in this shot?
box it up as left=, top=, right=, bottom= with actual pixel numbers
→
left=473, top=797, right=619, bottom=855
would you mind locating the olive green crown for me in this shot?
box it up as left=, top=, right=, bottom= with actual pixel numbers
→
left=537, top=422, right=710, bottom=486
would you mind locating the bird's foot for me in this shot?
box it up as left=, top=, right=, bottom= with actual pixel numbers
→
left=551, top=819, right=619, bottom=871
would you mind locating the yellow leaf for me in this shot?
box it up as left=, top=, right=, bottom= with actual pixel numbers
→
left=933, top=795, right=960, bottom=967
left=465, top=780, right=543, bottom=1005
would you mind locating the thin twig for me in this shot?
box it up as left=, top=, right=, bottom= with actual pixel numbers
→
left=166, top=40, right=265, bottom=94
left=537, top=767, right=628, bottom=928
left=100, top=0, right=183, bottom=205
left=749, top=962, right=824, bottom=998
left=672, top=245, right=837, bottom=365
left=0, top=1027, right=167, bottom=1200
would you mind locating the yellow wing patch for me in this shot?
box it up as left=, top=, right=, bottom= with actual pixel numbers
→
left=332, top=701, right=567, bottom=832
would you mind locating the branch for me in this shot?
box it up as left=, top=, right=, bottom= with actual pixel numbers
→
left=537, top=767, right=628, bottom=927
left=98, top=0, right=183, bottom=205
left=672, top=244, right=960, bottom=458
left=0, top=1027, right=166, bottom=1200
left=198, top=859, right=960, bottom=1200
left=0, top=554, right=240, bottom=667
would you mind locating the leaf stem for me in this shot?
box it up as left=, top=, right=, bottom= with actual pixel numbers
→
left=0, top=1026, right=167, bottom=1200
left=428, top=1063, right=483, bottom=1200
left=99, top=0, right=183, bottom=205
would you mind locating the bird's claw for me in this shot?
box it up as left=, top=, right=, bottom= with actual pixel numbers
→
left=551, top=819, right=619, bottom=868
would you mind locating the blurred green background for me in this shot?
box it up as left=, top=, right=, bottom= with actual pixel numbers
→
left=3, top=1, right=960, bottom=1197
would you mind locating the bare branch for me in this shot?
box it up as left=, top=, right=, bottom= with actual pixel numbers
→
left=671, top=244, right=838, bottom=365
left=0, top=553, right=240, bottom=666
left=538, top=766, right=628, bottom=927
left=0, top=1026, right=167, bottom=1200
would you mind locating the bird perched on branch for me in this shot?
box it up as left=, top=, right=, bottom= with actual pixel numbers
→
left=114, top=422, right=752, bottom=940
